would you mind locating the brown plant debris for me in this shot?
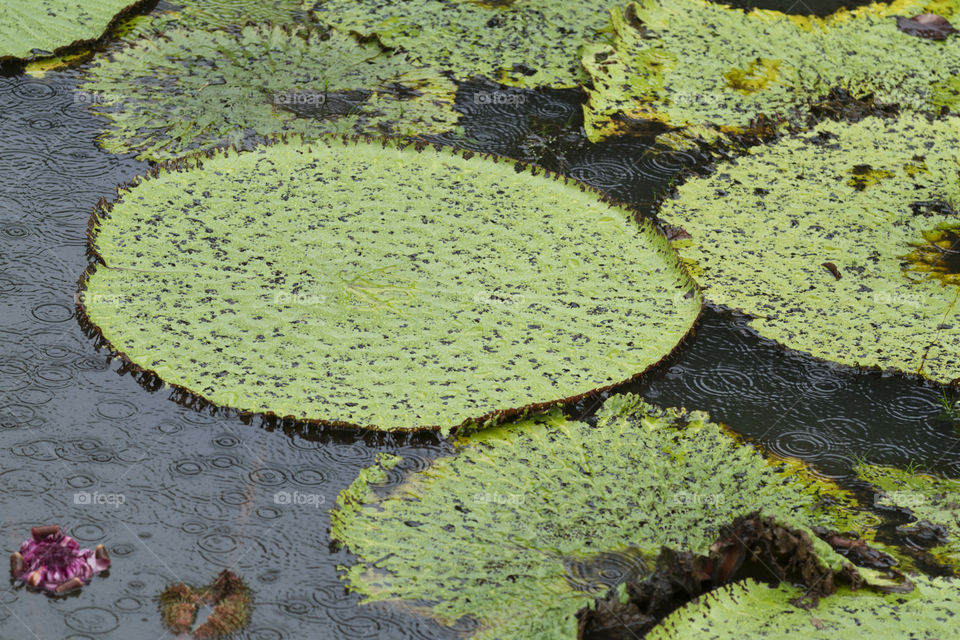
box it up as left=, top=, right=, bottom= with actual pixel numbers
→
left=896, top=13, right=958, bottom=40
left=575, top=514, right=901, bottom=639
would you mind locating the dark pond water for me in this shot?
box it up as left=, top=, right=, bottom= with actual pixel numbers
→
left=1, top=4, right=958, bottom=639
left=725, top=0, right=877, bottom=15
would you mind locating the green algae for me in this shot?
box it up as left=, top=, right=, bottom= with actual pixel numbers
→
left=331, top=394, right=878, bottom=638
left=79, top=25, right=459, bottom=161
left=81, top=139, right=701, bottom=432
left=658, top=114, right=960, bottom=383
left=307, top=0, right=612, bottom=88
left=582, top=0, right=960, bottom=141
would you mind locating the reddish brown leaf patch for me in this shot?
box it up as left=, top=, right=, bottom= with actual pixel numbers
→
left=896, top=14, right=958, bottom=40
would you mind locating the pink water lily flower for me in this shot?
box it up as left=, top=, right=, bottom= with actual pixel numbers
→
left=10, top=525, right=110, bottom=594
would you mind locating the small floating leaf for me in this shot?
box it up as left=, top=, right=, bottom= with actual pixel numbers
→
left=331, top=395, right=877, bottom=638
left=110, top=0, right=305, bottom=41
left=658, top=114, right=960, bottom=383
left=81, top=139, right=701, bottom=432
left=79, top=25, right=459, bottom=161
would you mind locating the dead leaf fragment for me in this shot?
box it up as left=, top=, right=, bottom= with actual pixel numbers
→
left=896, top=14, right=958, bottom=40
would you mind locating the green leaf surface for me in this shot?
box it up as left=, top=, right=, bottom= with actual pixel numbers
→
left=857, top=462, right=960, bottom=568
left=79, top=25, right=459, bottom=161
left=115, top=0, right=306, bottom=39
left=81, top=139, right=701, bottom=432
left=582, top=0, right=960, bottom=141
left=0, top=0, right=145, bottom=61
left=308, top=0, right=612, bottom=88
left=331, top=394, right=878, bottom=638
left=658, top=114, right=960, bottom=383
left=648, top=576, right=960, bottom=638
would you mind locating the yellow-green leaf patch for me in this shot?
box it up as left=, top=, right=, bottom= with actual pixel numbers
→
left=308, top=0, right=613, bottom=88
left=582, top=0, right=960, bottom=141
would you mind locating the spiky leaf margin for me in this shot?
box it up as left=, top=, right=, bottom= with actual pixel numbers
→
left=0, top=0, right=148, bottom=61
left=331, top=394, right=878, bottom=639
left=79, top=25, right=459, bottom=161
left=658, top=114, right=960, bottom=382
left=308, top=0, right=611, bottom=88
left=80, top=138, right=702, bottom=432
left=582, top=0, right=960, bottom=141
left=647, top=575, right=960, bottom=638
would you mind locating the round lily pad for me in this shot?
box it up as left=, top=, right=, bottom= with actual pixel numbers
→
left=0, top=0, right=147, bottom=61
left=308, top=0, right=612, bottom=88
left=331, top=395, right=878, bottom=638
left=79, top=25, right=459, bottom=161
left=647, top=575, right=960, bottom=638
left=582, top=0, right=960, bottom=141
left=658, top=114, right=960, bottom=383
left=80, top=138, right=701, bottom=432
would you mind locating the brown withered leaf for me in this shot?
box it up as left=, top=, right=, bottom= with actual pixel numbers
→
left=576, top=515, right=881, bottom=639
left=896, top=14, right=958, bottom=40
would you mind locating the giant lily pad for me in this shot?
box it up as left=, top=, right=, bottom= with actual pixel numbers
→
left=582, top=0, right=960, bottom=141
left=646, top=575, right=960, bottom=638
left=857, top=462, right=960, bottom=569
left=658, top=114, right=960, bottom=383
left=80, top=139, right=701, bottom=432
left=307, top=0, right=612, bottom=88
left=331, top=394, right=878, bottom=638
left=0, top=0, right=146, bottom=61
left=79, top=26, right=459, bottom=161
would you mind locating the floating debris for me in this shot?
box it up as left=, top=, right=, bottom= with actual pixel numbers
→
left=159, top=570, right=252, bottom=639
left=10, top=525, right=110, bottom=594
left=896, top=13, right=958, bottom=40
